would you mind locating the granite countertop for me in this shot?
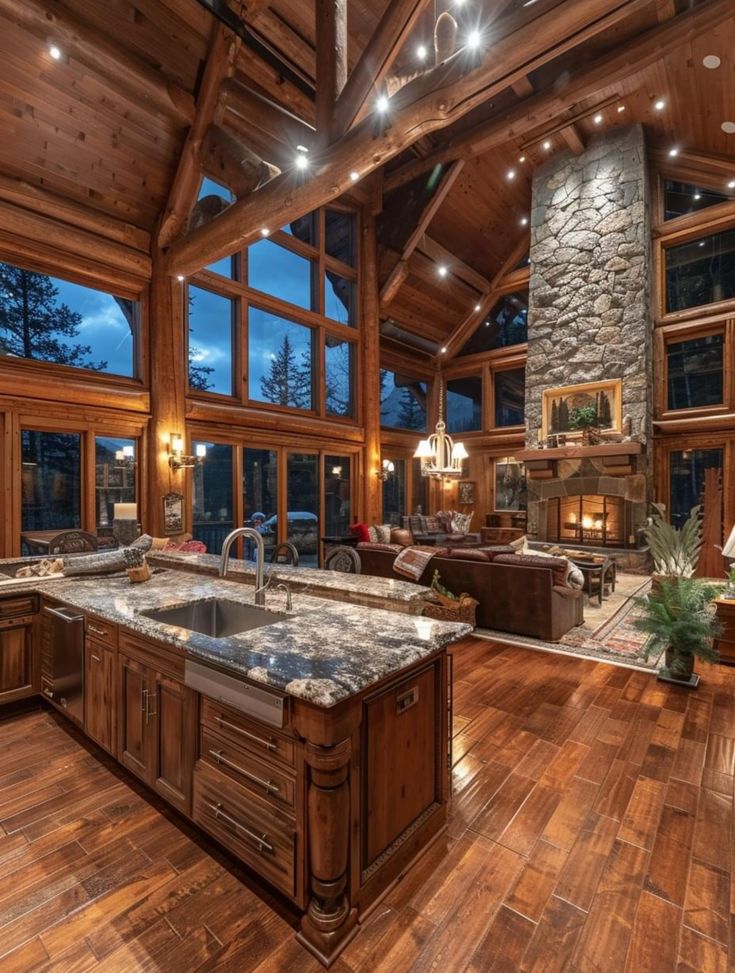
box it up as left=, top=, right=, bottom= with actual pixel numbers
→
left=148, top=550, right=430, bottom=607
left=11, top=568, right=470, bottom=708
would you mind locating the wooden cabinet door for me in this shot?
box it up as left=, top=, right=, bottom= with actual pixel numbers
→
left=149, top=670, right=196, bottom=815
left=85, top=642, right=114, bottom=755
left=0, top=619, right=35, bottom=705
left=118, top=653, right=152, bottom=782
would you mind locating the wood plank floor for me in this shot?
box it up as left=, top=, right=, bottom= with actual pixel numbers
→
left=0, top=638, right=733, bottom=972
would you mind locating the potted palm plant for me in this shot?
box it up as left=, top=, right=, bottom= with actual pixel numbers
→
left=643, top=503, right=702, bottom=593
left=634, top=577, right=721, bottom=688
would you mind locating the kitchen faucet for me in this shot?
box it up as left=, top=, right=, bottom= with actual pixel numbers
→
left=219, top=528, right=269, bottom=607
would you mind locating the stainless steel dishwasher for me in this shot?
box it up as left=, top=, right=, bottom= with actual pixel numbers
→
left=42, top=604, right=85, bottom=723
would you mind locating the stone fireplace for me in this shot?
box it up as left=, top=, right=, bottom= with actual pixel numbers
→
left=522, top=124, right=653, bottom=563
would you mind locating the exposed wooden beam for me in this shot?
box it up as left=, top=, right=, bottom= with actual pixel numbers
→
left=383, top=0, right=733, bottom=192
left=316, top=0, right=348, bottom=143
left=158, top=26, right=239, bottom=248
left=168, top=0, right=641, bottom=277
left=0, top=174, right=150, bottom=253
left=651, top=147, right=735, bottom=178
left=560, top=123, right=586, bottom=155
left=0, top=0, right=195, bottom=126
left=655, top=0, right=677, bottom=22
left=333, top=0, right=431, bottom=135
left=200, top=125, right=279, bottom=196
left=417, top=236, right=490, bottom=294
left=511, top=76, right=534, bottom=98
left=444, top=233, right=530, bottom=360
left=220, top=80, right=315, bottom=166
left=380, top=260, right=410, bottom=305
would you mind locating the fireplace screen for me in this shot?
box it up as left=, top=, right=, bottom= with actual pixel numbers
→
left=548, top=495, right=626, bottom=548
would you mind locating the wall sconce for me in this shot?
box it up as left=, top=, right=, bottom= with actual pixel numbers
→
left=115, top=445, right=136, bottom=469
left=168, top=434, right=206, bottom=471
left=376, top=459, right=395, bottom=481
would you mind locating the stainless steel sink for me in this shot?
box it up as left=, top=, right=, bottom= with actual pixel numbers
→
left=141, top=598, right=288, bottom=638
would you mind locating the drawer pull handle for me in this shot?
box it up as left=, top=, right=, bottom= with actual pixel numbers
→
left=208, top=801, right=274, bottom=855
left=88, top=624, right=108, bottom=637
left=91, top=653, right=102, bottom=664
left=146, top=692, right=157, bottom=724
left=43, top=688, right=54, bottom=698
left=215, top=715, right=277, bottom=752
left=208, top=749, right=280, bottom=796
left=141, top=687, right=148, bottom=717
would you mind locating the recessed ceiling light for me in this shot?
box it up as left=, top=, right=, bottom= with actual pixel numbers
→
left=474, top=303, right=481, bottom=312
left=376, top=94, right=389, bottom=112
left=728, top=179, right=735, bottom=189
left=438, top=265, right=448, bottom=278
left=654, top=99, right=665, bottom=111
left=350, top=171, right=359, bottom=182
left=668, top=147, right=679, bottom=157
left=506, top=169, right=516, bottom=180
left=542, top=140, right=552, bottom=151
left=417, top=44, right=427, bottom=61
left=693, top=193, right=701, bottom=201
left=698, top=241, right=706, bottom=247
left=176, top=275, right=184, bottom=282
left=703, top=55, right=721, bottom=69
left=259, top=228, right=270, bottom=237
left=520, top=217, right=528, bottom=226
left=295, top=152, right=309, bottom=170
left=440, top=347, right=447, bottom=354
left=48, top=44, right=62, bottom=60
left=722, top=121, right=735, bottom=134
left=466, top=30, right=482, bottom=50
left=519, top=155, right=526, bottom=163
left=593, top=113, right=603, bottom=125
left=617, top=105, right=626, bottom=113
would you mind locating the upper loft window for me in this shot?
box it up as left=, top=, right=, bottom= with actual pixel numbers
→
left=187, top=285, right=235, bottom=395
left=458, top=291, right=528, bottom=357
left=0, top=262, right=137, bottom=378
left=667, top=333, right=724, bottom=410
left=665, top=227, right=735, bottom=313
left=198, top=178, right=237, bottom=279
left=247, top=238, right=316, bottom=311
left=446, top=376, right=482, bottom=433
left=663, top=180, right=733, bottom=221
left=325, top=209, right=356, bottom=267
left=380, top=369, right=428, bottom=430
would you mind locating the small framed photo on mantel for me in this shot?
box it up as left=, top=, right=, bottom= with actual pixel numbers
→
left=162, top=492, right=184, bottom=536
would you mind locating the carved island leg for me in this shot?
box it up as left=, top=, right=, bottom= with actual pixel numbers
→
left=297, top=737, right=358, bottom=965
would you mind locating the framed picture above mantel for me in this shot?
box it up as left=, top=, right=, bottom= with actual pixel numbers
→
left=541, top=379, right=623, bottom=440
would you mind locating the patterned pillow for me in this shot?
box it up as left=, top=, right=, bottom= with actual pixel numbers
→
left=435, top=511, right=454, bottom=532
left=367, top=525, right=378, bottom=543
left=374, top=524, right=393, bottom=544
left=452, top=511, right=473, bottom=533
left=404, top=514, right=423, bottom=536
left=420, top=515, right=441, bottom=534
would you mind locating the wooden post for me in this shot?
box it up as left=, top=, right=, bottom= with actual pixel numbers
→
left=316, top=0, right=348, bottom=144
left=361, top=206, right=383, bottom=526
left=297, top=738, right=358, bottom=964
left=147, top=253, right=188, bottom=536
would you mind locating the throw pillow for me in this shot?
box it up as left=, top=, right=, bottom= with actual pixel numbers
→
left=435, top=511, right=454, bottom=533
left=350, top=522, right=371, bottom=543
left=451, top=511, right=473, bottom=533
left=391, top=528, right=413, bottom=547
left=374, top=524, right=393, bottom=544
left=367, top=525, right=378, bottom=543
left=444, top=548, right=490, bottom=562
left=509, top=535, right=528, bottom=552
left=424, top=514, right=441, bottom=534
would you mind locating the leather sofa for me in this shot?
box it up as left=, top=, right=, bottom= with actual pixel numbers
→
left=357, top=547, right=584, bottom=642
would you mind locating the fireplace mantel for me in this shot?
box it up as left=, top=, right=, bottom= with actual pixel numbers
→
left=516, top=443, right=643, bottom=463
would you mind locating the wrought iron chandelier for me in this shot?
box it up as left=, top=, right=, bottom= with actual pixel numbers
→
left=413, top=378, right=468, bottom=478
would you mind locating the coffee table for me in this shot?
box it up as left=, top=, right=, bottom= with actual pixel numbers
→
left=571, top=557, right=614, bottom=606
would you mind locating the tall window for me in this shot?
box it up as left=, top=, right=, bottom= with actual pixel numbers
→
left=187, top=286, right=235, bottom=395
left=248, top=239, right=315, bottom=311
left=286, top=453, right=320, bottom=566
left=325, top=456, right=351, bottom=535
left=95, top=437, right=136, bottom=527
left=667, top=334, right=724, bottom=410
left=198, top=177, right=237, bottom=279
left=380, top=369, right=427, bottom=430
left=494, top=368, right=525, bottom=427
left=21, top=431, right=82, bottom=546
left=326, top=339, right=354, bottom=417
left=458, top=291, right=528, bottom=357
left=666, top=228, right=735, bottom=313
left=663, top=180, right=733, bottom=221
left=447, top=376, right=482, bottom=433
left=249, top=309, right=314, bottom=411
left=669, top=448, right=723, bottom=528
left=192, top=442, right=234, bottom=555
left=0, top=263, right=138, bottom=377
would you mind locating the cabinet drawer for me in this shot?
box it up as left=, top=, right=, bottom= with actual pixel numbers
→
left=85, top=616, right=118, bottom=647
left=0, top=596, right=37, bottom=620
left=201, top=698, right=295, bottom=769
left=200, top=727, right=295, bottom=810
left=193, top=762, right=296, bottom=899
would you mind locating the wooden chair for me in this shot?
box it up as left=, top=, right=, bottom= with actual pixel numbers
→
left=325, top=546, right=361, bottom=574
left=269, top=542, right=300, bottom=566
left=47, top=530, right=99, bottom=555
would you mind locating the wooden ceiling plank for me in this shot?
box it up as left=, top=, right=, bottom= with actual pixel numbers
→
left=168, top=0, right=640, bottom=276
left=158, top=25, right=240, bottom=248
left=380, top=259, right=410, bottom=306
left=384, top=0, right=734, bottom=192
left=511, top=75, right=534, bottom=98
left=417, top=236, right=490, bottom=294
left=0, top=0, right=196, bottom=127
left=333, top=0, right=430, bottom=135
left=560, top=123, right=586, bottom=155
left=316, top=0, right=348, bottom=143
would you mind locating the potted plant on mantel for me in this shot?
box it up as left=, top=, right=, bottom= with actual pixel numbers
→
left=568, top=405, right=600, bottom=445
left=634, top=577, right=721, bottom=688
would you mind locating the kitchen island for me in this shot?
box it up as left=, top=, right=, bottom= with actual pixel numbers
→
left=0, top=564, right=470, bottom=966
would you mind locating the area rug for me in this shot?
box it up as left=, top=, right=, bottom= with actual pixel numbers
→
left=474, top=573, right=664, bottom=671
